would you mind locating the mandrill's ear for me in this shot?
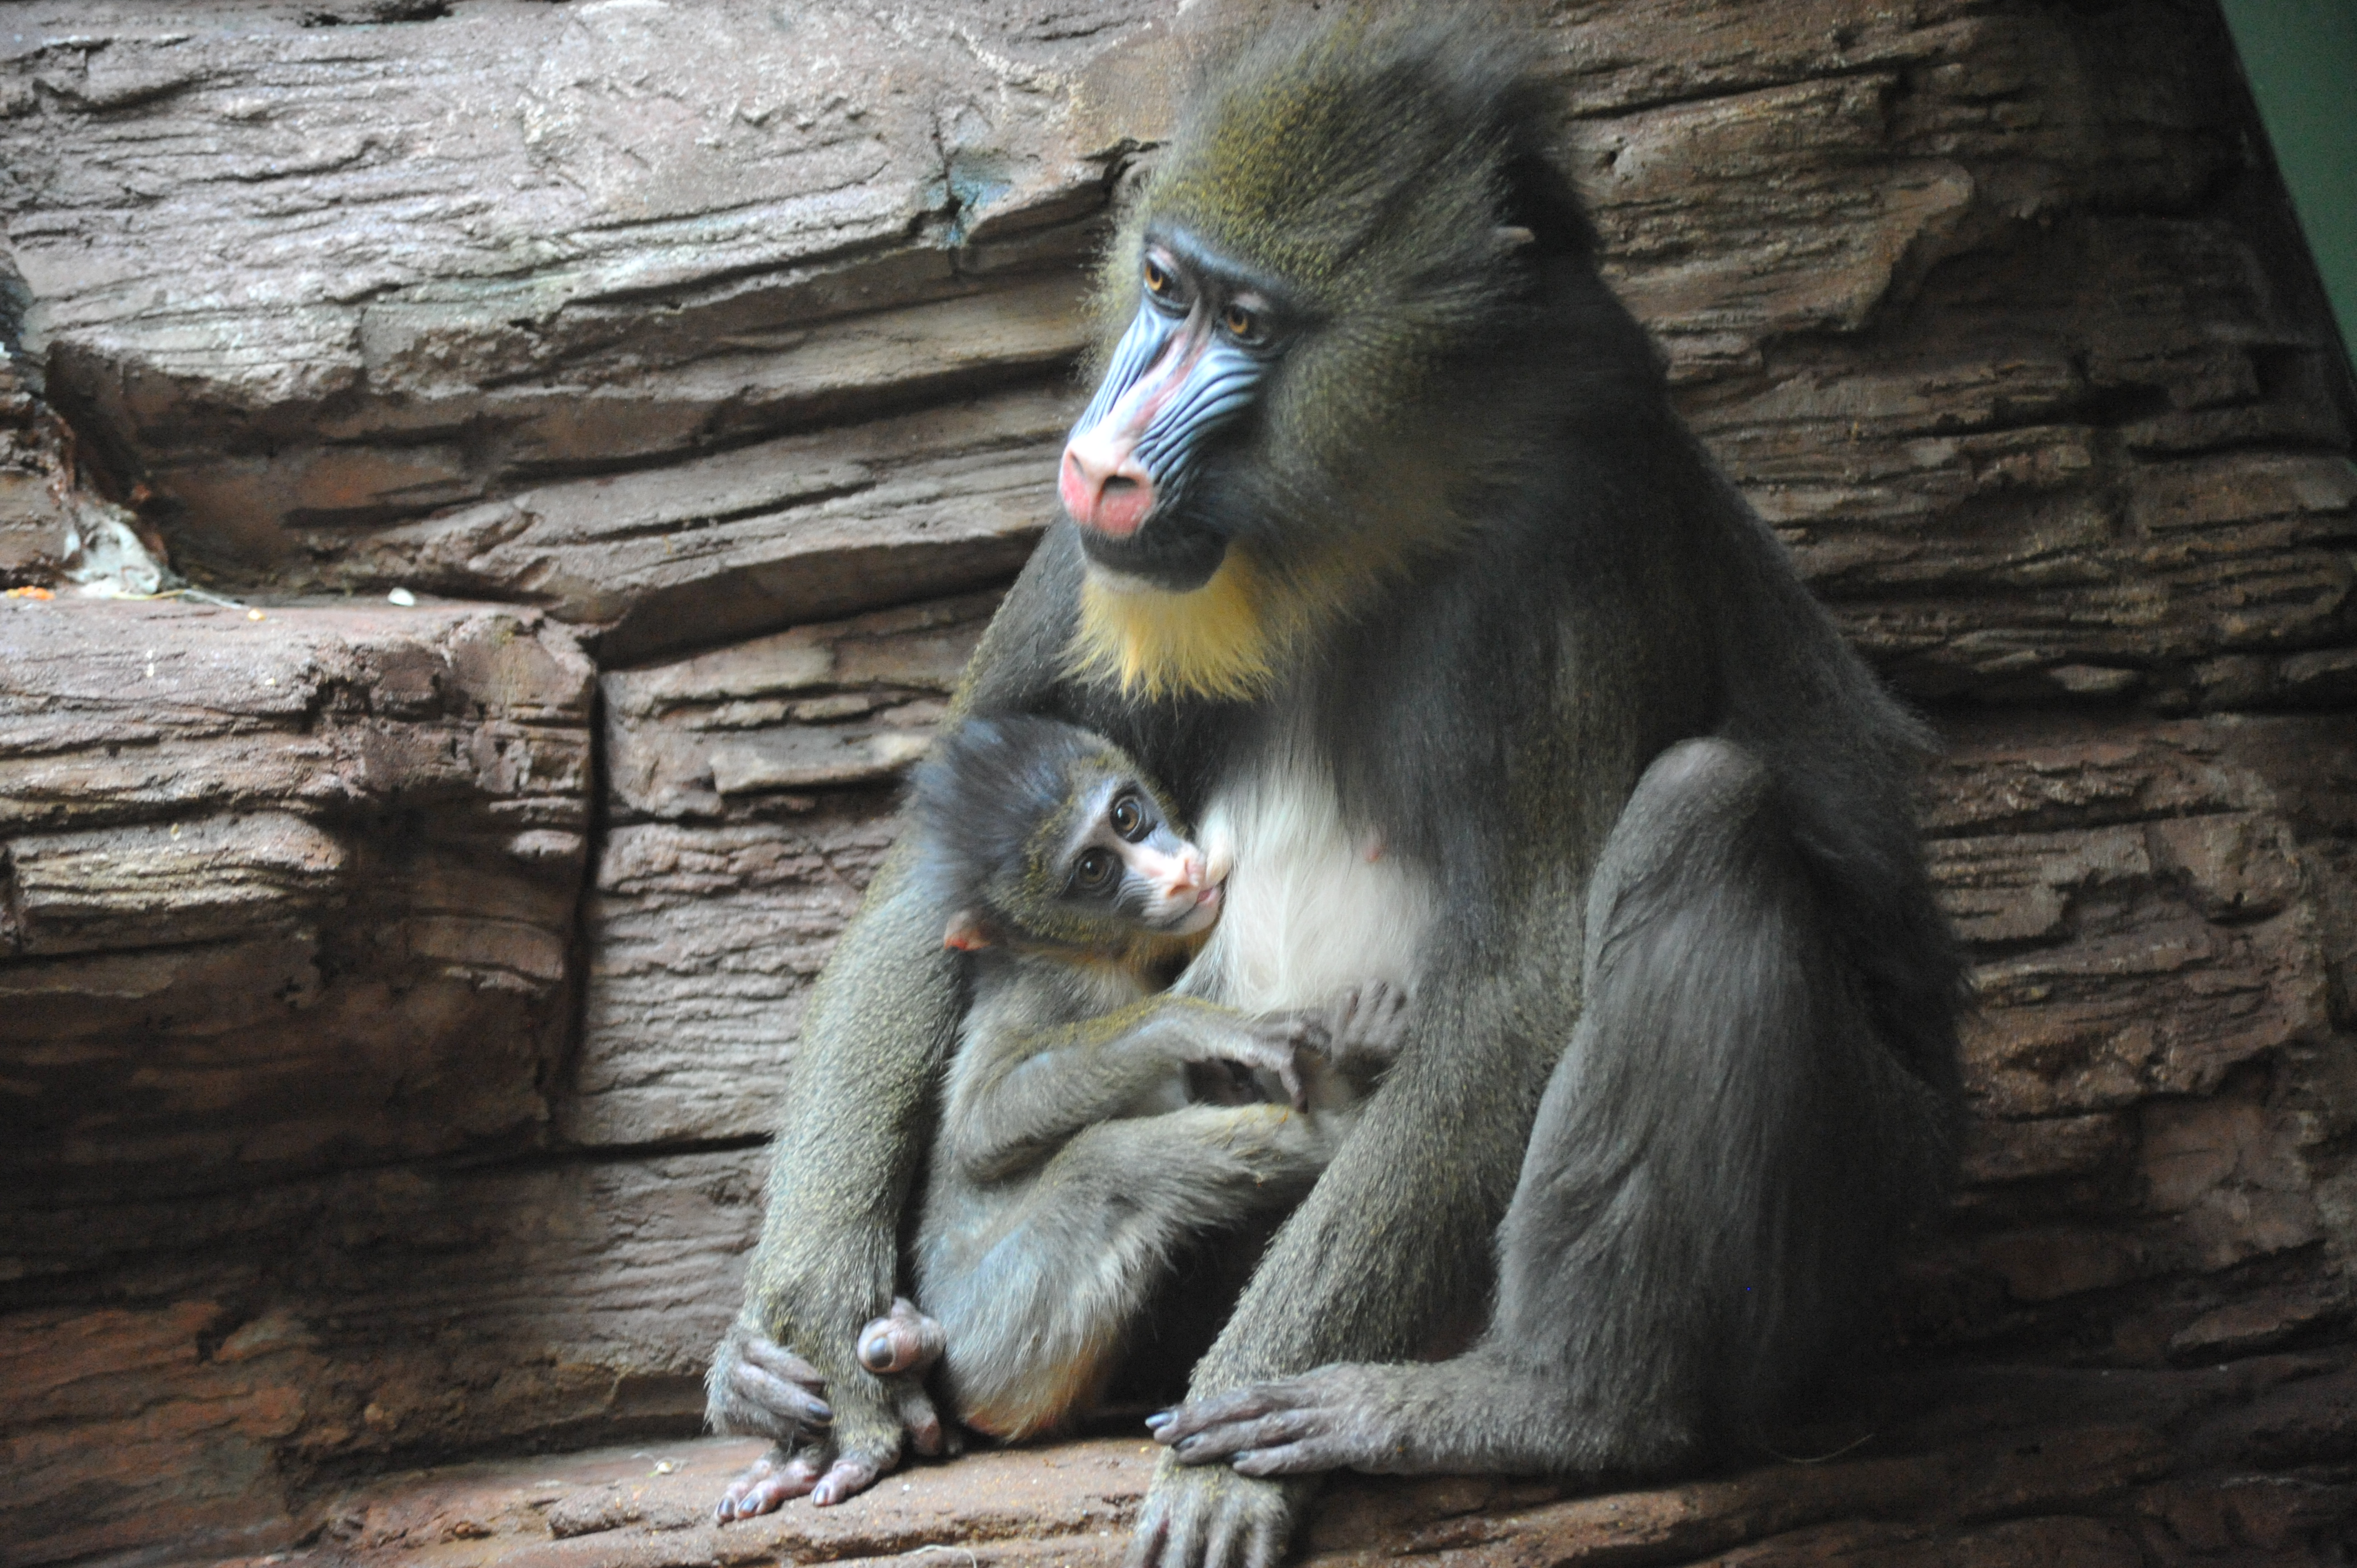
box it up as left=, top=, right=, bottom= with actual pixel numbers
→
left=943, top=910, right=995, bottom=952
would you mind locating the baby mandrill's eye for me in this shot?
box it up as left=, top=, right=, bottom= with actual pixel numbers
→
left=1110, top=793, right=1146, bottom=841
left=1074, top=849, right=1117, bottom=892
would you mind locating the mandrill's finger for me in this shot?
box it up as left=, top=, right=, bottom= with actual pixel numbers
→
left=1169, top=1406, right=1323, bottom=1465
left=1161, top=1495, right=1211, bottom=1568
left=731, top=1359, right=833, bottom=1430
left=1121, top=1503, right=1170, bottom=1568
left=714, top=1447, right=823, bottom=1522
left=1230, top=1438, right=1346, bottom=1479
left=1206, top=1526, right=1238, bottom=1568
left=1125, top=1481, right=1212, bottom=1568
left=1279, top=1057, right=1306, bottom=1112
left=1150, top=1386, right=1283, bottom=1443
left=740, top=1335, right=828, bottom=1387
left=1206, top=1500, right=1266, bottom=1568
left=1244, top=1508, right=1288, bottom=1568
left=808, top=1451, right=884, bottom=1507
left=857, top=1320, right=901, bottom=1373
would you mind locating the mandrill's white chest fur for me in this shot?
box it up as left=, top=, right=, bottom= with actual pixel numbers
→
left=1175, top=746, right=1435, bottom=1014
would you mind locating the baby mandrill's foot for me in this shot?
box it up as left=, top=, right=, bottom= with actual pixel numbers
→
left=857, top=1297, right=947, bottom=1376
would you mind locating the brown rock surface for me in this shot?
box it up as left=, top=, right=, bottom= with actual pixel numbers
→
left=1910, top=716, right=2357, bottom=1364
left=0, top=0, right=1157, bottom=654
left=320, top=398, right=1054, bottom=667
left=0, top=594, right=606, bottom=1565
left=1, top=595, right=593, bottom=1201
left=1, top=1, right=2353, bottom=1566
left=156, top=1356, right=2357, bottom=1567
left=572, top=592, right=990, bottom=1147
left=2, top=1148, right=766, bottom=1568
left=0, top=350, right=73, bottom=586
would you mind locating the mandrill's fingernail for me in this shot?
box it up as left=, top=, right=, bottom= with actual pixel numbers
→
left=1144, top=1409, right=1174, bottom=1428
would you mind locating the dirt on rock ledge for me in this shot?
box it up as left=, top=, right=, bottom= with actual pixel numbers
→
left=256, top=1357, right=2357, bottom=1568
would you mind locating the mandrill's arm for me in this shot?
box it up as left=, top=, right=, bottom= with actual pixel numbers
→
left=1197, top=1000, right=1541, bottom=1385
left=1125, top=966, right=1558, bottom=1565
left=707, top=847, right=962, bottom=1515
left=709, top=545, right=1083, bottom=1521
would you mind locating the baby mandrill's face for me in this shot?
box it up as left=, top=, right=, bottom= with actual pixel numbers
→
left=1061, top=779, right=1224, bottom=938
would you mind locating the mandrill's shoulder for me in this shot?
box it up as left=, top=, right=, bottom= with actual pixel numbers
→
left=957, top=526, right=1089, bottom=718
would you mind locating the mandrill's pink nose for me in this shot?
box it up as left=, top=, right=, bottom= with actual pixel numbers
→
left=1156, top=849, right=1211, bottom=904
left=1060, top=430, right=1157, bottom=539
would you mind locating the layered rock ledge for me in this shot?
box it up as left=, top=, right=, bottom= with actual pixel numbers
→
left=3, top=1, right=2353, bottom=1565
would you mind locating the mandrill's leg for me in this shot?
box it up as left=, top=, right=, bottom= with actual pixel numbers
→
left=926, top=1104, right=1332, bottom=1442
left=1155, top=739, right=1951, bottom=1480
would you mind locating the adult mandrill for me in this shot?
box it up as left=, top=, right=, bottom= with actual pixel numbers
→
left=707, top=14, right=1963, bottom=1567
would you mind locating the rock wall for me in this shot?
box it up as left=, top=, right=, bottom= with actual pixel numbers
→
left=1, top=2, right=2353, bottom=1565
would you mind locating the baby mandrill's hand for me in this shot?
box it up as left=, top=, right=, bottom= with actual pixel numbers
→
left=1319, top=981, right=1413, bottom=1073
left=1221, top=1011, right=1329, bottom=1110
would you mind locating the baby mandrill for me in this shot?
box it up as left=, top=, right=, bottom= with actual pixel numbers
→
left=856, top=715, right=1408, bottom=1440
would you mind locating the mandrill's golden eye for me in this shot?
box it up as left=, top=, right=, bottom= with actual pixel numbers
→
left=1144, top=258, right=1175, bottom=297
left=1221, top=301, right=1262, bottom=343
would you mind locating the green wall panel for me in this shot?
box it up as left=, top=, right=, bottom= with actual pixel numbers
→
left=2221, top=0, right=2357, bottom=360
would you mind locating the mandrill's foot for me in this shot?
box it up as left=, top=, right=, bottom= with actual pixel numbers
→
left=715, top=1446, right=825, bottom=1521
left=712, top=1442, right=922, bottom=1521
left=1149, top=1365, right=1419, bottom=1477
left=1123, top=1453, right=1314, bottom=1568
left=808, top=1450, right=885, bottom=1507
left=857, top=1297, right=948, bottom=1377
left=706, top=1318, right=956, bottom=1523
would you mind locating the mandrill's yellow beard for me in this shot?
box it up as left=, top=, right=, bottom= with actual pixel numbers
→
left=1067, top=534, right=1422, bottom=704
left=1070, top=550, right=1324, bottom=703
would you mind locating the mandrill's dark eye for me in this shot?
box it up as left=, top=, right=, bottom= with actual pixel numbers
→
left=1073, top=848, right=1118, bottom=893
left=1109, top=792, right=1147, bottom=841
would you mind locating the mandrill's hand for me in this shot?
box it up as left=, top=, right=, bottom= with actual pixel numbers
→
left=1123, top=1451, right=1318, bottom=1568
left=1147, top=1365, right=1421, bottom=1477
left=706, top=1319, right=948, bottom=1520
left=708, top=1321, right=835, bottom=1451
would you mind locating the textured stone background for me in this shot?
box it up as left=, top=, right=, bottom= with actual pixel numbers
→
left=1, top=2, right=2353, bottom=1565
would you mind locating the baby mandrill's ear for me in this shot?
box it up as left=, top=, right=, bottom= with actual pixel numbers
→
left=943, top=910, right=994, bottom=951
